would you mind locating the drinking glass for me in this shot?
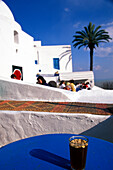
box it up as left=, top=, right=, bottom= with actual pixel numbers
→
left=69, top=136, right=88, bottom=170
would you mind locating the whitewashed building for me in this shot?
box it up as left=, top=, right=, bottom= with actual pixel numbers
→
left=0, top=0, right=72, bottom=84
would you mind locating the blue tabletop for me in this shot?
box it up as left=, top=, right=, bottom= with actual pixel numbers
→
left=0, top=134, right=113, bottom=170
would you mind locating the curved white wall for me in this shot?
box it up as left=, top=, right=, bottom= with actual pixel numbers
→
left=0, top=111, right=112, bottom=147
left=0, top=0, right=14, bottom=21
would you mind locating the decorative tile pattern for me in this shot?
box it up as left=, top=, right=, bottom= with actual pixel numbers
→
left=0, top=100, right=112, bottom=115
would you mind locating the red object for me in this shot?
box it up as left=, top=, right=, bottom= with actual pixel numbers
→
left=13, top=69, right=22, bottom=80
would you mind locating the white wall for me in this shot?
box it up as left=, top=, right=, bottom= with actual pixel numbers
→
left=0, top=77, right=72, bottom=102
left=0, top=111, right=112, bottom=147
left=0, top=16, right=37, bottom=83
left=33, top=45, right=72, bottom=74
left=14, top=30, right=36, bottom=83
left=0, top=1, right=73, bottom=84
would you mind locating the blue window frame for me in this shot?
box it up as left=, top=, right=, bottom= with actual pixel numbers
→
left=35, top=60, right=38, bottom=64
left=53, top=58, right=60, bottom=70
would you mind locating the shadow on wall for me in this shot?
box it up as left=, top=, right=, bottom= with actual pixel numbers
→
left=80, top=115, right=113, bottom=143
left=59, top=46, right=72, bottom=70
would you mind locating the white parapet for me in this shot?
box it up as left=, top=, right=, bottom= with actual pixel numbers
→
left=0, top=77, right=72, bottom=102
left=0, top=111, right=112, bottom=147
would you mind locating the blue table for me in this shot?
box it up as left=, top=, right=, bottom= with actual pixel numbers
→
left=0, top=134, right=113, bottom=170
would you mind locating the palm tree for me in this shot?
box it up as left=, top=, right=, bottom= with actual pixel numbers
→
left=72, top=22, right=112, bottom=71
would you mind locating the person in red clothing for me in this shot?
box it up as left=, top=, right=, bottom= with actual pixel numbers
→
left=82, top=82, right=91, bottom=90
left=13, top=69, right=22, bottom=80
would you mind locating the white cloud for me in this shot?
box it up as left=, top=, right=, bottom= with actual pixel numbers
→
left=84, top=44, right=113, bottom=58
left=101, top=21, right=113, bottom=42
left=106, top=26, right=113, bottom=42
left=101, top=21, right=113, bottom=27
left=94, top=65, right=110, bottom=73
left=95, top=46, right=113, bottom=57
left=64, top=8, right=70, bottom=12
left=94, top=65, right=101, bottom=71
left=73, top=22, right=81, bottom=28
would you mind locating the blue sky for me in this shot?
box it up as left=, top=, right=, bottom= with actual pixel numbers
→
left=3, top=0, right=113, bottom=80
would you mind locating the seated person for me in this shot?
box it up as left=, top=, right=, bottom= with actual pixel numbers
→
left=82, top=81, right=91, bottom=90
left=69, top=80, right=76, bottom=92
left=64, top=82, right=71, bottom=91
left=36, top=76, right=48, bottom=86
left=48, top=81, right=57, bottom=87
left=85, top=82, right=91, bottom=90
left=59, top=80, right=66, bottom=89
left=75, top=82, right=84, bottom=92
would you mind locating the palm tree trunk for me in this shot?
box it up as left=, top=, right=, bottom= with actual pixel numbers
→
left=90, top=47, right=93, bottom=71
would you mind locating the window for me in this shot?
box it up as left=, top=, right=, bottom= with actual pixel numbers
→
left=53, top=58, right=60, bottom=70
left=12, top=65, right=23, bottom=80
left=35, top=60, right=38, bottom=64
left=14, top=31, right=19, bottom=44
left=16, top=49, right=18, bottom=53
